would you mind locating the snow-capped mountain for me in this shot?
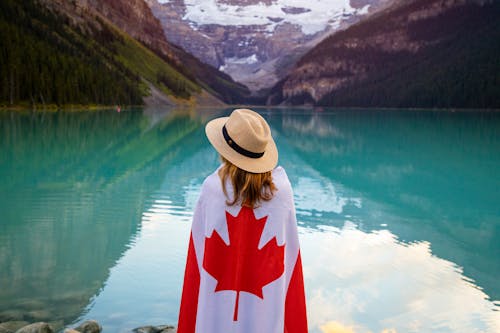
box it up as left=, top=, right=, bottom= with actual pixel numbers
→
left=146, top=0, right=395, bottom=92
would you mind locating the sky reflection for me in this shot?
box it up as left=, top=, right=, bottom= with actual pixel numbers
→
left=287, top=163, right=500, bottom=332
left=301, top=223, right=500, bottom=333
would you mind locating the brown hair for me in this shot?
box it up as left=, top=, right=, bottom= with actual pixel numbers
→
left=218, top=156, right=277, bottom=208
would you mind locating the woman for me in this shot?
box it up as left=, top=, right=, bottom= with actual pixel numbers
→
left=178, top=109, right=307, bottom=333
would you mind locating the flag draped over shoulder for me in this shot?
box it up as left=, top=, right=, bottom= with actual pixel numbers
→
left=178, top=166, right=307, bottom=333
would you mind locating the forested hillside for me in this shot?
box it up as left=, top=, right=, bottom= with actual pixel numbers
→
left=0, top=0, right=202, bottom=107
left=270, top=0, right=500, bottom=109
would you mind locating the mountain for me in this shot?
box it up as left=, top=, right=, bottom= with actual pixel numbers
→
left=0, top=0, right=247, bottom=107
left=269, top=0, right=500, bottom=108
left=146, top=0, right=395, bottom=92
left=86, top=0, right=251, bottom=104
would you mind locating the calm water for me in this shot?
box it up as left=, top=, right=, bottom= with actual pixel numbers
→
left=0, top=108, right=499, bottom=333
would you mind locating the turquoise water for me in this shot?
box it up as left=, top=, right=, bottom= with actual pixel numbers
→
left=0, top=108, right=499, bottom=332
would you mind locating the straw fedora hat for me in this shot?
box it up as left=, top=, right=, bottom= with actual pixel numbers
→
left=205, top=109, right=278, bottom=173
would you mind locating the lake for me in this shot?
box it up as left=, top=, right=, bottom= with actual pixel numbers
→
left=0, top=107, right=499, bottom=333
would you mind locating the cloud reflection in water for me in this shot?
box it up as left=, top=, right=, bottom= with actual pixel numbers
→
left=297, top=188, right=499, bottom=333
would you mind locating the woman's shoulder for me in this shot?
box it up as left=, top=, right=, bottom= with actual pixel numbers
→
left=201, top=169, right=221, bottom=192
left=272, top=166, right=292, bottom=189
left=271, top=166, right=294, bottom=205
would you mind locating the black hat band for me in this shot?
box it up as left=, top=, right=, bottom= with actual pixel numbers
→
left=222, top=125, right=265, bottom=159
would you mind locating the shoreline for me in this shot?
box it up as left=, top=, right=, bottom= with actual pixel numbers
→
left=0, top=320, right=176, bottom=333
left=1, top=104, right=500, bottom=113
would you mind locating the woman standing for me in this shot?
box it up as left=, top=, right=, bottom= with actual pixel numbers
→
left=178, top=109, right=307, bottom=333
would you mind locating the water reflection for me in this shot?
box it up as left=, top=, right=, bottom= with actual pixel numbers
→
left=0, top=109, right=207, bottom=327
left=1, top=108, right=499, bottom=333
left=302, top=224, right=499, bottom=333
left=271, top=128, right=500, bottom=332
left=269, top=109, right=500, bottom=302
left=73, top=108, right=499, bottom=333
left=76, top=136, right=217, bottom=331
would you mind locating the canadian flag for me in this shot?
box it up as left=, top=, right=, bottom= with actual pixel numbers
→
left=178, top=167, right=307, bottom=333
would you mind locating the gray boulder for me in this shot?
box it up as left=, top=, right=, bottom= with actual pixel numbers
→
left=73, top=321, right=101, bottom=333
left=132, top=325, right=175, bottom=333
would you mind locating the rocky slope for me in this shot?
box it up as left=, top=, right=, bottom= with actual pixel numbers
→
left=270, top=0, right=500, bottom=108
left=146, top=0, right=395, bottom=92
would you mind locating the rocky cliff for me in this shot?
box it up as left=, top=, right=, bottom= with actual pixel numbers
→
left=270, top=0, right=500, bottom=108
left=146, top=0, right=395, bottom=92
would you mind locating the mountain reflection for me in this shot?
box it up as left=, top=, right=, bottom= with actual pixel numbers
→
left=0, top=109, right=206, bottom=326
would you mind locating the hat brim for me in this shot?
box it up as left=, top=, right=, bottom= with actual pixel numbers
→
left=205, top=116, right=278, bottom=173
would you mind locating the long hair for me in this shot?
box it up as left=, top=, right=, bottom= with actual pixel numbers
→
left=218, top=156, right=277, bottom=208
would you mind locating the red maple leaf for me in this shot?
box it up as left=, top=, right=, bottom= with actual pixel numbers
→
left=203, top=206, right=285, bottom=321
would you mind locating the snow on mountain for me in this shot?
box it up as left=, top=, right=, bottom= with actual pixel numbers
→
left=150, top=0, right=393, bottom=91
left=182, top=0, right=361, bottom=35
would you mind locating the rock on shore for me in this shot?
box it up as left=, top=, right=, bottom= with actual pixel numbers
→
left=15, top=323, right=53, bottom=333
left=132, top=325, right=175, bottom=333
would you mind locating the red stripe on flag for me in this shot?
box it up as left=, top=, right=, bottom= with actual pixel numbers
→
left=284, top=251, right=308, bottom=333
left=178, top=233, right=200, bottom=333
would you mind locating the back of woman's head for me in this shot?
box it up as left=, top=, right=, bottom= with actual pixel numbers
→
left=218, top=156, right=276, bottom=208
